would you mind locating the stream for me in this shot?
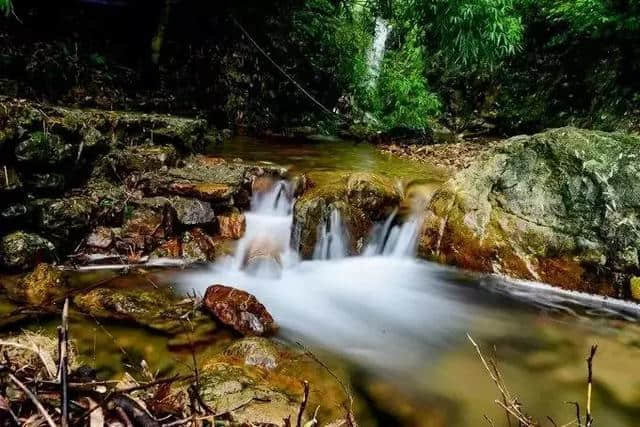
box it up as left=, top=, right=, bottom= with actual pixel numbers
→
left=5, top=136, right=640, bottom=426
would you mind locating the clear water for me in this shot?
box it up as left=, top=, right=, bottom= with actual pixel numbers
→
left=4, top=137, right=640, bottom=426
left=175, top=138, right=640, bottom=426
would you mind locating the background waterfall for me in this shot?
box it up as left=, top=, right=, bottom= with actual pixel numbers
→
left=365, top=17, right=391, bottom=88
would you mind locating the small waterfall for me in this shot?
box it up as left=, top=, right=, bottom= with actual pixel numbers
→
left=364, top=211, right=423, bottom=257
left=313, top=208, right=349, bottom=260
left=231, top=180, right=297, bottom=275
left=365, top=17, right=392, bottom=88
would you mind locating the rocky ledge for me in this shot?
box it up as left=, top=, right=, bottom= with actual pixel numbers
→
left=418, top=127, right=640, bottom=298
left=0, top=99, right=286, bottom=270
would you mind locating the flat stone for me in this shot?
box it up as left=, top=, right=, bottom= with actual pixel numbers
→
left=170, top=197, right=215, bottom=226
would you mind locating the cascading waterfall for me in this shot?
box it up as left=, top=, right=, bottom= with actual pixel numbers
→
left=177, top=177, right=638, bottom=377
left=365, top=17, right=392, bottom=88
left=313, top=208, right=349, bottom=260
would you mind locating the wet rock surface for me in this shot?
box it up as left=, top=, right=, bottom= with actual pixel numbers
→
left=203, top=285, right=276, bottom=336
left=0, top=231, right=56, bottom=271
left=419, top=127, right=640, bottom=297
left=292, top=171, right=398, bottom=258
left=4, top=263, right=67, bottom=305
left=0, top=99, right=284, bottom=271
left=73, top=284, right=217, bottom=339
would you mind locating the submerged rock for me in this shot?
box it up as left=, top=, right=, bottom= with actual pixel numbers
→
left=0, top=231, right=56, bottom=271
left=419, top=127, right=640, bottom=297
left=203, top=285, right=275, bottom=336
left=6, top=263, right=67, bottom=305
left=198, top=362, right=297, bottom=425
left=241, top=236, right=283, bottom=277
left=224, top=337, right=281, bottom=370
left=73, top=286, right=216, bottom=338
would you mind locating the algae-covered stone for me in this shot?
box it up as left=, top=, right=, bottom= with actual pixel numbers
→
left=346, top=172, right=401, bottom=220
left=292, top=172, right=376, bottom=258
left=95, top=144, right=178, bottom=178
left=199, top=362, right=297, bottom=425
left=36, top=197, right=96, bottom=243
left=419, top=127, right=640, bottom=296
left=170, top=197, right=215, bottom=226
left=15, top=131, right=74, bottom=166
left=7, top=263, right=67, bottom=305
left=224, top=337, right=281, bottom=370
left=73, top=287, right=216, bottom=338
left=0, top=231, right=56, bottom=271
left=631, top=277, right=640, bottom=301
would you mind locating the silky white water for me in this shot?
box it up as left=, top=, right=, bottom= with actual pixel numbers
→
left=176, top=181, right=640, bottom=379
left=365, top=17, right=392, bottom=88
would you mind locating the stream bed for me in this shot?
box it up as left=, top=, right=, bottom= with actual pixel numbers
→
left=3, top=136, right=640, bottom=426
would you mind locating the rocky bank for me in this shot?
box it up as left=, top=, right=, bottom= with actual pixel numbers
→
left=0, top=98, right=286, bottom=271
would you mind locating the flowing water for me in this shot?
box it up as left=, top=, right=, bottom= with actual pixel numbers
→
left=4, top=136, right=640, bottom=426
left=176, top=136, right=640, bottom=426
left=366, top=17, right=392, bottom=88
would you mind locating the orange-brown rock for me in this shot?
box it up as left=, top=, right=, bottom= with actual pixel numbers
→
left=203, top=285, right=275, bottom=336
left=217, top=212, right=246, bottom=239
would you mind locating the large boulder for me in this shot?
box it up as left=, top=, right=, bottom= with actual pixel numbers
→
left=419, top=127, right=640, bottom=297
left=0, top=231, right=56, bottom=271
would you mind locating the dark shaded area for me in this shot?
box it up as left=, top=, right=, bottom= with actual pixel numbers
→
left=0, top=0, right=337, bottom=130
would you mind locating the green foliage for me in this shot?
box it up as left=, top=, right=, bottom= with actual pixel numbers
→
left=0, top=0, right=13, bottom=16
left=375, top=30, right=441, bottom=129
left=542, top=0, right=640, bottom=39
left=400, top=0, right=523, bottom=70
left=292, top=0, right=371, bottom=101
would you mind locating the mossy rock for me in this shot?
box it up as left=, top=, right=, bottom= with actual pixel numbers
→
left=14, top=131, right=74, bottom=167
left=419, top=127, right=640, bottom=297
left=94, top=144, right=178, bottom=178
left=5, top=263, right=67, bottom=305
left=292, top=171, right=400, bottom=258
left=73, top=286, right=216, bottom=339
left=35, top=197, right=96, bottom=244
left=0, top=231, right=56, bottom=271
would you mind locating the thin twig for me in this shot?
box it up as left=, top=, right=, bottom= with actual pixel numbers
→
left=6, top=372, right=56, bottom=427
left=585, top=345, right=597, bottom=427
left=296, top=380, right=309, bottom=427
left=59, top=299, right=70, bottom=427
left=565, top=401, right=581, bottom=427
